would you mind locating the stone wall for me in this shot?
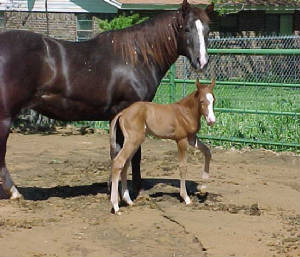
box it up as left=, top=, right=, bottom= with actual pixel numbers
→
left=2, top=12, right=77, bottom=40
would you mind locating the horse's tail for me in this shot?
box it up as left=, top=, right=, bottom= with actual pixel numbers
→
left=110, top=112, right=122, bottom=160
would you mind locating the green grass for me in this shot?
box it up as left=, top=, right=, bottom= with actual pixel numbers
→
left=73, top=81, right=300, bottom=152
left=153, top=82, right=300, bottom=151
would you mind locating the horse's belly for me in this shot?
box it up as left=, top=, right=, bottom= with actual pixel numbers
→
left=32, top=94, right=110, bottom=121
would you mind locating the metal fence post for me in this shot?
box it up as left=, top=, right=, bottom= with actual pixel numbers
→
left=169, top=64, right=176, bottom=103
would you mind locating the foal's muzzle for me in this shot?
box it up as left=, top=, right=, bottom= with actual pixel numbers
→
left=206, top=116, right=215, bottom=126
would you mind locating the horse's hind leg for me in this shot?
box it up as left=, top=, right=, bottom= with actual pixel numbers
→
left=177, top=138, right=191, bottom=205
left=131, top=147, right=142, bottom=197
left=0, top=117, right=22, bottom=199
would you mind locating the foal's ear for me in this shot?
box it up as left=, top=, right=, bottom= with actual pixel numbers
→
left=196, top=78, right=202, bottom=91
left=205, top=3, right=214, bottom=18
left=210, top=78, right=216, bottom=89
left=181, top=0, right=190, bottom=15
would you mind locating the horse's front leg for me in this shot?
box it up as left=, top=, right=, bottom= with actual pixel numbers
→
left=0, top=117, right=22, bottom=199
left=177, top=138, right=191, bottom=205
left=188, top=134, right=211, bottom=192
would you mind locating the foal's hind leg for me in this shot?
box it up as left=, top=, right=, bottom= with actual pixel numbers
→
left=111, top=141, right=140, bottom=214
left=0, top=117, right=22, bottom=199
left=188, top=135, right=211, bottom=192
left=111, top=125, right=142, bottom=197
left=120, top=160, right=133, bottom=206
left=177, top=138, right=191, bottom=205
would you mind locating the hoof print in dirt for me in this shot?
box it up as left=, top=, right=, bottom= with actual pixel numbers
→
left=249, top=203, right=261, bottom=216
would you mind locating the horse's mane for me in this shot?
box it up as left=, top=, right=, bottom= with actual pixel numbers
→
left=98, top=11, right=184, bottom=68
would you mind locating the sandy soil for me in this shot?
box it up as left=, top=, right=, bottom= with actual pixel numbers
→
left=0, top=129, right=299, bottom=257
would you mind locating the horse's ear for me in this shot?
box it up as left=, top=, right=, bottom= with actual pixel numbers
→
left=205, top=3, right=214, bottom=18
left=210, top=78, right=216, bottom=89
left=181, top=0, right=190, bottom=16
left=196, top=78, right=202, bottom=91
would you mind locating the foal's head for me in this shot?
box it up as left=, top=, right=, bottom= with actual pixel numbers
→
left=196, top=79, right=216, bottom=126
left=178, top=0, right=214, bottom=71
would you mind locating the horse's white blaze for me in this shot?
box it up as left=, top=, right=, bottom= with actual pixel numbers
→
left=205, top=93, right=215, bottom=124
left=195, top=19, right=207, bottom=69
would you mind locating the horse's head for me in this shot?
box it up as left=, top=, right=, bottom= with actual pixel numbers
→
left=178, top=0, right=213, bottom=71
left=196, top=78, right=216, bottom=126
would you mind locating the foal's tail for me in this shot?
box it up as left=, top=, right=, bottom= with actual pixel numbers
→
left=110, top=112, right=123, bottom=160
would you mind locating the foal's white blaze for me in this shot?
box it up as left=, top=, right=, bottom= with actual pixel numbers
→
left=205, top=93, right=215, bottom=125
left=195, top=19, right=208, bottom=69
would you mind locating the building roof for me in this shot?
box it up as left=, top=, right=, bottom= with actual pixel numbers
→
left=104, top=0, right=300, bottom=10
left=117, top=0, right=209, bottom=4
left=214, top=0, right=300, bottom=11
left=104, top=0, right=210, bottom=10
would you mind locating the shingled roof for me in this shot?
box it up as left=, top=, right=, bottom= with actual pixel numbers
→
left=104, top=0, right=300, bottom=10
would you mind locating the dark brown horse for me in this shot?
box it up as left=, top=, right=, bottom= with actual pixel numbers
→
left=0, top=0, right=213, bottom=199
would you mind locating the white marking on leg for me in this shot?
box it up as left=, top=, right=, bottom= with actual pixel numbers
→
left=184, top=196, right=191, bottom=205
left=205, top=93, right=215, bottom=125
left=202, top=171, right=209, bottom=180
left=180, top=179, right=191, bottom=205
left=1, top=166, right=21, bottom=198
left=200, top=185, right=207, bottom=193
left=195, top=19, right=208, bottom=69
left=121, top=162, right=133, bottom=206
left=10, top=185, right=22, bottom=199
left=110, top=170, right=120, bottom=214
left=122, top=189, right=133, bottom=206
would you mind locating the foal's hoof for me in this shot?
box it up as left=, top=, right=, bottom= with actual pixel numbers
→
left=200, top=185, right=207, bottom=194
left=10, top=186, right=23, bottom=200
left=111, top=208, right=122, bottom=215
left=184, top=197, right=192, bottom=205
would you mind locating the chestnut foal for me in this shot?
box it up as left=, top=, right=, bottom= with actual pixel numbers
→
left=110, top=79, right=216, bottom=214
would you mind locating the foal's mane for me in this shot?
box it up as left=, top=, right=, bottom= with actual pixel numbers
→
left=100, top=11, right=184, bottom=68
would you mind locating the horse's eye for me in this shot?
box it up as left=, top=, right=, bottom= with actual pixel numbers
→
left=184, top=28, right=190, bottom=33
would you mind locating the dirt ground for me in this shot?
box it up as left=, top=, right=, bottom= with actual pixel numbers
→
left=0, top=128, right=299, bottom=257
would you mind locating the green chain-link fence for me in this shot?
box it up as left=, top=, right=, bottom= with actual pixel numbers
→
left=155, top=35, right=300, bottom=151
left=15, top=35, right=300, bottom=151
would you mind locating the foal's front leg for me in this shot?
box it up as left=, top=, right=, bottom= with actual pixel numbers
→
left=177, top=138, right=191, bottom=205
left=188, top=135, right=211, bottom=191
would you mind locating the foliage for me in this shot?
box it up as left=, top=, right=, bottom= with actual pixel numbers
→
left=97, top=13, right=148, bottom=31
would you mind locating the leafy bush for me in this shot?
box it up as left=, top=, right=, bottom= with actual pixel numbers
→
left=97, top=13, right=148, bottom=31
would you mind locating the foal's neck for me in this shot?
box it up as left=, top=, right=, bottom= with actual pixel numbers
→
left=177, top=92, right=201, bottom=121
